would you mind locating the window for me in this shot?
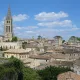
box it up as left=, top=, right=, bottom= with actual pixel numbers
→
left=6, top=26, right=10, bottom=32
left=20, top=56, right=21, bottom=58
left=9, top=21, right=10, bottom=23
left=7, top=21, right=10, bottom=23
left=7, top=55, right=8, bottom=58
left=70, top=54, right=71, bottom=56
left=7, top=21, right=8, bottom=23
left=9, top=26, right=10, bottom=32
left=6, top=26, right=8, bottom=32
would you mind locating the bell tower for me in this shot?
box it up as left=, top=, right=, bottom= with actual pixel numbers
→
left=4, top=6, right=13, bottom=41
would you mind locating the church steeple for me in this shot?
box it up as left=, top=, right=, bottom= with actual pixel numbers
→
left=4, top=6, right=13, bottom=41
left=6, top=5, right=12, bottom=20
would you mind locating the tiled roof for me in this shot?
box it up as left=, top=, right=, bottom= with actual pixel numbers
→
left=57, top=71, right=80, bottom=80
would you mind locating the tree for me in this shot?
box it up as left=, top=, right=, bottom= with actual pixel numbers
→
left=37, top=35, right=42, bottom=40
left=62, top=40, right=65, bottom=43
left=12, top=36, right=18, bottom=42
left=22, top=42, right=27, bottom=49
left=77, top=37, right=80, bottom=41
left=0, top=57, right=41, bottom=80
left=23, top=67, right=41, bottom=80
left=37, top=66, right=71, bottom=80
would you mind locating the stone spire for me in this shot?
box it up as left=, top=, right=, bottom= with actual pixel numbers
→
left=6, top=5, right=12, bottom=20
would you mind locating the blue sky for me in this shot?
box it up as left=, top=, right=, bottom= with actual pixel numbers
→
left=0, top=0, right=80, bottom=40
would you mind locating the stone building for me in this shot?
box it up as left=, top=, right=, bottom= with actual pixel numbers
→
left=4, top=6, right=13, bottom=41
left=54, top=36, right=63, bottom=46
left=4, top=49, right=29, bottom=61
left=72, top=58, right=80, bottom=75
left=0, top=35, right=4, bottom=42
left=0, top=42, right=22, bottom=49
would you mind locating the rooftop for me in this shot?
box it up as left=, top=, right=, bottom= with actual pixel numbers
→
left=4, top=49, right=29, bottom=54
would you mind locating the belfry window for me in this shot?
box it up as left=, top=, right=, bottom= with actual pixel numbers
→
left=7, top=21, right=8, bottom=23
left=6, top=26, right=8, bottom=32
left=9, top=26, right=10, bottom=32
left=9, top=21, right=10, bottom=23
left=7, top=21, right=10, bottom=23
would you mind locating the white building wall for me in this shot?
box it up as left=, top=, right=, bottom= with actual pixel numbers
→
left=0, top=42, right=22, bottom=49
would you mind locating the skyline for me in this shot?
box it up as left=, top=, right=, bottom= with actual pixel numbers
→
left=0, top=0, right=80, bottom=40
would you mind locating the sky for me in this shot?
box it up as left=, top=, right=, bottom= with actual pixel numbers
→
left=0, top=0, right=80, bottom=40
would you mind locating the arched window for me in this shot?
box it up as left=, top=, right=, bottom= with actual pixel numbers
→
left=9, top=26, right=10, bottom=32
left=6, top=26, right=8, bottom=32
left=7, top=21, right=8, bottom=23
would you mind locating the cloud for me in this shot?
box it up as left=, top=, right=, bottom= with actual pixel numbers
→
left=38, top=20, right=73, bottom=27
left=13, top=14, right=29, bottom=22
left=25, top=31, right=35, bottom=33
left=35, top=11, right=68, bottom=21
left=14, top=26, right=38, bottom=31
left=13, top=25, right=38, bottom=38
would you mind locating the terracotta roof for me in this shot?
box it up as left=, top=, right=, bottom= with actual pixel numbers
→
left=29, top=55, right=50, bottom=60
left=57, top=71, right=80, bottom=80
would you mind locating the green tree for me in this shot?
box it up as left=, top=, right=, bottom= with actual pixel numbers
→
left=37, top=35, right=42, bottom=40
left=77, top=37, right=80, bottom=41
left=12, top=36, right=18, bottom=42
left=62, top=40, right=65, bottom=43
left=1, top=57, right=23, bottom=80
left=37, top=66, right=71, bottom=80
left=23, top=67, right=41, bottom=80
left=22, top=42, right=27, bottom=49
left=0, top=57, right=41, bottom=80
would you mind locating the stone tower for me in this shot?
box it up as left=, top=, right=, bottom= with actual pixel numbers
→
left=4, top=6, right=13, bottom=41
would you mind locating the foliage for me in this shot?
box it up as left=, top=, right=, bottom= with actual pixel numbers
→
left=23, top=67, right=41, bottom=80
left=37, top=35, right=42, bottom=40
left=2, top=57, right=23, bottom=80
left=37, top=66, right=71, bottom=80
left=0, top=64, right=17, bottom=80
left=22, top=42, right=27, bottom=49
left=0, top=57, right=41, bottom=80
left=77, top=37, right=80, bottom=41
left=62, top=40, right=65, bottom=43
left=0, top=57, right=72, bottom=80
left=11, top=36, right=18, bottom=42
